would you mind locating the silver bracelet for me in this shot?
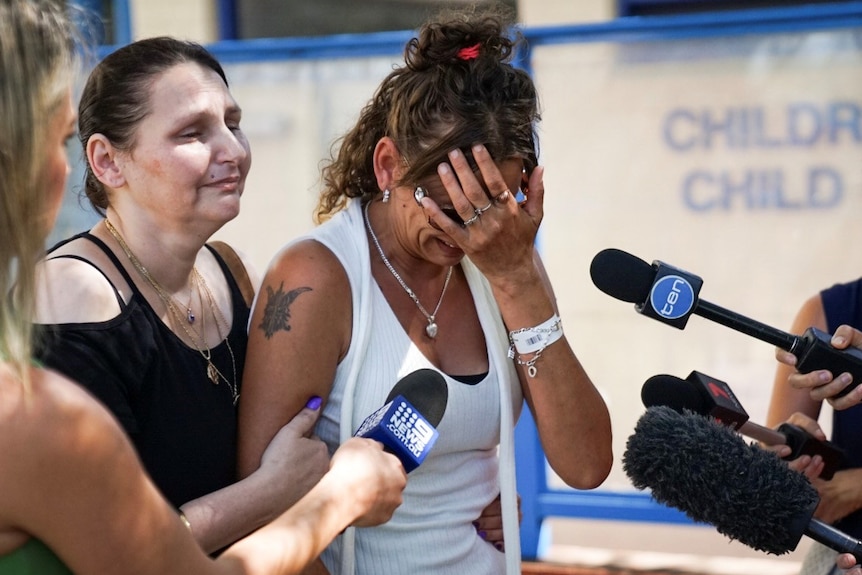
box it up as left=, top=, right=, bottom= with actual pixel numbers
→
left=507, top=314, right=564, bottom=377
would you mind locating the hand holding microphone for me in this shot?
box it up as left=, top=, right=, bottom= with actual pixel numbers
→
left=777, top=324, right=862, bottom=411
left=590, top=248, right=862, bottom=399
left=354, top=368, right=448, bottom=473
left=640, top=370, right=846, bottom=479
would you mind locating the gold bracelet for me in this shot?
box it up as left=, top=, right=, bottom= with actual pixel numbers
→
left=178, top=511, right=192, bottom=531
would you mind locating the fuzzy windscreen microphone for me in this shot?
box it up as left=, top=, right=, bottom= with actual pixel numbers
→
left=623, top=406, right=862, bottom=562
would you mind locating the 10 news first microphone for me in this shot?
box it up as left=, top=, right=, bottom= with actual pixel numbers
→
left=590, top=247, right=862, bottom=562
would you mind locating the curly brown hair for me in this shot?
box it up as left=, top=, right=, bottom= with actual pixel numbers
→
left=315, top=5, right=540, bottom=223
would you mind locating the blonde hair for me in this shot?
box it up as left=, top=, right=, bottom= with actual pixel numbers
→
left=0, top=0, right=77, bottom=389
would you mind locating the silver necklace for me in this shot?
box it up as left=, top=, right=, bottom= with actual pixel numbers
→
left=363, top=201, right=453, bottom=339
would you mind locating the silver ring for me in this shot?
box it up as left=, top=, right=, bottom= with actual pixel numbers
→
left=476, top=201, right=493, bottom=214
left=463, top=213, right=480, bottom=226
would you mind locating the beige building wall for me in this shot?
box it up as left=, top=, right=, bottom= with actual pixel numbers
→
left=518, top=0, right=616, bottom=26
left=128, top=0, right=617, bottom=42
left=130, top=0, right=217, bottom=42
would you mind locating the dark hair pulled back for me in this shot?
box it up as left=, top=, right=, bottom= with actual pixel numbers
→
left=316, top=6, right=539, bottom=222
left=77, top=37, right=228, bottom=215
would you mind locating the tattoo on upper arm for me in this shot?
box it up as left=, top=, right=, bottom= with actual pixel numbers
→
left=258, top=281, right=313, bottom=339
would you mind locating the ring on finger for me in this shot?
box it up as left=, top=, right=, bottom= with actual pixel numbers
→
left=463, top=213, right=480, bottom=226
left=475, top=201, right=493, bottom=214
left=494, top=189, right=511, bottom=203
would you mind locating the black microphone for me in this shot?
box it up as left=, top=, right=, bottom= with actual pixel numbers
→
left=590, top=248, right=862, bottom=397
left=354, top=368, right=448, bottom=472
left=642, top=371, right=845, bottom=479
left=623, top=406, right=862, bottom=562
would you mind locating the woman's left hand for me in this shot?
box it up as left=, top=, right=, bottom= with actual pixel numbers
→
left=473, top=493, right=522, bottom=552
left=422, top=143, right=544, bottom=285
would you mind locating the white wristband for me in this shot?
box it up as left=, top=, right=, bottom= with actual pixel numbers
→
left=508, top=314, right=563, bottom=355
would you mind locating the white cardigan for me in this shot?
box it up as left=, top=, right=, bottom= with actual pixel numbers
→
left=292, top=198, right=522, bottom=574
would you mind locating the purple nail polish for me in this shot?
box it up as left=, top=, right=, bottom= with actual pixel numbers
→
left=305, top=396, right=322, bottom=410
left=478, top=530, right=487, bottom=540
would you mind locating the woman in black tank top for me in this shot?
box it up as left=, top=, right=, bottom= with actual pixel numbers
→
left=32, top=36, right=402, bottom=561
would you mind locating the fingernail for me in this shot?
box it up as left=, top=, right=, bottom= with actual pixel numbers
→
left=819, top=372, right=832, bottom=383
left=833, top=336, right=845, bottom=346
left=494, top=542, right=504, bottom=552
left=478, top=530, right=487, bottom=540
left=438, top=163, right=450, bottom=176
left=472, top=521, right=480, bottom=530
left=472, top=143, right=485, bottom=154
left=449, top=148, right=461, bottom=159
left=305, top=396, right=322, bottom=410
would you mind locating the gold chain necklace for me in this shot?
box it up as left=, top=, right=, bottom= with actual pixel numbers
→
left=104, top=219, right=239, bottom=405
left=363, top=201, right=452, bottom=339
left=195, top=267, right=239, bottom=404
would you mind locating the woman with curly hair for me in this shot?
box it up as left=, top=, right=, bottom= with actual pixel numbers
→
left=238, top=7, right=613, bottom=574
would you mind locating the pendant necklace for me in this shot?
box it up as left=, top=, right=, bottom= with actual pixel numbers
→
left=105, top=219, right=239, bottom=404
left=363, top=201, right=452, bottom=339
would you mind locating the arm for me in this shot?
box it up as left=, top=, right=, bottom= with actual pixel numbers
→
left=1, top=368, right=220, bottom=575
left=35, top=254, right=332, bottom=553
left=238, top=240, right=352, bottom=479
left=224, top=437, right=405, bottom=573
left=1, top=368, right=404, bottom=575
left=764, top=294, right=829, bottom=477
left=767, top=297, right=862, bottom=523
left=427, top=145, right=613, bottom=489
left=179, top=404, right=332, bottom=552
left=766, top=294, right=826, bottom=459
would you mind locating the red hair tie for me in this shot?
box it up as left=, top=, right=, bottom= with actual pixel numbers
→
left=457, top=43, right=481, bottom=61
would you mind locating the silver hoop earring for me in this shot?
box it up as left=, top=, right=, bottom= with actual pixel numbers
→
left=382, top=189, right=391, bottom=203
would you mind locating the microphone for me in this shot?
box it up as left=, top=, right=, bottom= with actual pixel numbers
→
left=623, top=406, right=862, bottom=562
left=641, top=371, right=845, bottom=479
left=354, top=368, right=448, bottom=472
left=590, top=248, right=862, bottom=397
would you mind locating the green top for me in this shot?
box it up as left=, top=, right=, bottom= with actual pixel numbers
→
left=0, top=538, right=72, bottom=574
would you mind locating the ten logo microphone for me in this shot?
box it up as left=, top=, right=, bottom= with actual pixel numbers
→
left=591, top=248, right=862, bottom=397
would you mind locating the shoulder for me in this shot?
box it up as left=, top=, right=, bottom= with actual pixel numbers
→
left=265, top=238, right=349, bottom=292
left=0, top=367, right=194, bottom=572
left=35, top=254, right=123, bottom=325
left=252, top=239, right=352, bottom=348
left=0, top=366, right=131, bottom=509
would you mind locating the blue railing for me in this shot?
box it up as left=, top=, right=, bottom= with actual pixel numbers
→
left=514, top=409, right=694, bottom=559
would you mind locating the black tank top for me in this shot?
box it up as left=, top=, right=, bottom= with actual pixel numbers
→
left=35, top=232, right=250, bottom=508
